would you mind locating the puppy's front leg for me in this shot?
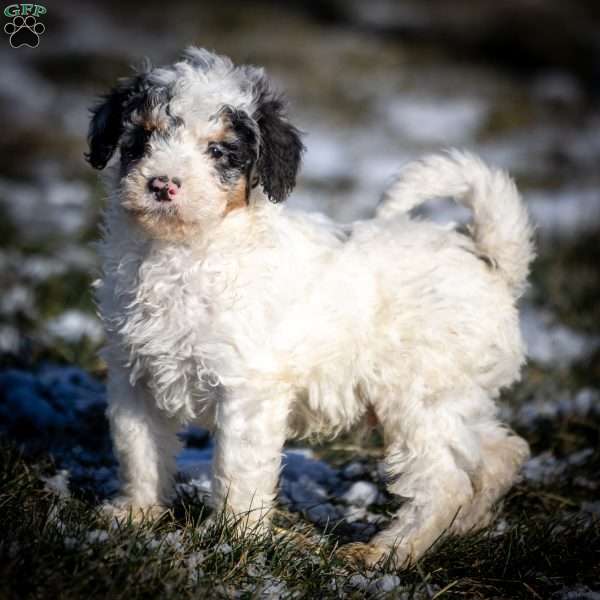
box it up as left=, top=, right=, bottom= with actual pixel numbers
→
left=105, top=364, right=182, bottom=521
left=212, top=382, right=290, bottom=530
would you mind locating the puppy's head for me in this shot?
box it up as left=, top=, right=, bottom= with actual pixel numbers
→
left=86, top=47, right=304, bottom=240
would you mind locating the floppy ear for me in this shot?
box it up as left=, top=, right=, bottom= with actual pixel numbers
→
left=85, top=80, right=134, bottom=170
left=253, top=94, right=304, bottom=203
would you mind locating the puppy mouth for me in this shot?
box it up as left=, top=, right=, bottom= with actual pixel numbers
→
left=121, top=193, right=182, bottom=218
left=152, top=188, right=175, bottom=203
left=144, top=198, right=181, bottom=217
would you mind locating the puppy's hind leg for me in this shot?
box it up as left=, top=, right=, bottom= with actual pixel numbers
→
left=340, top=390, right=481, bottom=568
left=105, top=364, right=182, bottom=522
left=451, top=423, right=529, bottom=535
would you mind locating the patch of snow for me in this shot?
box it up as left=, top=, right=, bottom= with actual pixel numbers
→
left=384, top=96, right=487, bottom=145
left=581, top=502, right=600, bottom=516
left=86, top=529, right=109, bottom=544
left=145, top=530, right=186, bottom=553
left=46, top=310, right=104, bottom=344
left=0, top=285, right=35, bottom=317
left=491, top=518, right=510, bottom=538
left=343, top=481, right=378, bottom=507
left=282, top=449, right=338, bottom=486
left=216, top=542, right=232, bottom=555
left=259, top=576, right=290, bottom=599
left=42, top=469, right=71, bottom=498
left=348, top=573, right=370, bottom=591
left=15, top=246, right=96, bottom=284
left=306, top=502, right=341, bottom=526
left=370, top=574, right=403, bottom=594
left=344, top=505, right=367, bottom=523
left=526, top=188, right=600, bottom=239
left=185, top=551, right=206, bottom=582
left=522, top=452, right=566, bottom=485
left=0, top=56, right=55, bottom=122
left=176, top=447, right=213, bottom=501
left=20, top=255, right=68, bottom=282
left=0, top=177, right=92, bottom=241
left=302, top=129, right=350, bottom=180
left=568, top=448, right=594, bottom=467
left=552, top=586, right=600, bottom=600
left=349, top=572, right=406, bottom=596
left=511, top=387, right=600, bottom=429
left=286, top=476, right=328, bottom=507
left=522, top=446, right=594, bottom=486
left=521, top=305, right=599, bottom=367
left=0, top=324, right=21, bottom=354
left=342, top=461, right=366, bottom=479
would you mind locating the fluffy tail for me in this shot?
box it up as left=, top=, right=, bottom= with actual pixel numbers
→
left=376, top=150, right=535, bottom=297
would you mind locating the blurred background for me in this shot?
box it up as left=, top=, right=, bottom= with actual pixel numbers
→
left=0, top=0, right=599, bottom=533
left=1, top=0, right=600, bottom=372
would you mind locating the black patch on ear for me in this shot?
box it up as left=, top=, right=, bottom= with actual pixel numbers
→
left=85, top=80, right=135, bottom=170
left=252, top=86, right=304, bottom=203
left=85, top=72, right=157, bottom=170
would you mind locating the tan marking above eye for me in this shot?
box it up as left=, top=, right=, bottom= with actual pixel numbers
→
left=223, top=177, right=248, bottom=216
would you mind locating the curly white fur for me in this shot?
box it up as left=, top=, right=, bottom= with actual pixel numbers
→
left=90, top=48, right=534, bottom=567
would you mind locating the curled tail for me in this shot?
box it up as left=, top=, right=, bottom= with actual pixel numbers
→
left=376, top=150, right=535, bottom=297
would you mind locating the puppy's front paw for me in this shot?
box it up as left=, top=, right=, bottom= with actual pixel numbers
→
left=336, top=542, right=417, bottom=570
left=336, top=542, right=386, bottom=568
left=101, top=498, right=168, bottom=524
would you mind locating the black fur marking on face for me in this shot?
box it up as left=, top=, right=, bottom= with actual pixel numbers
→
left=85, top=78, right=138, bottom=170
left=251, top=78, right=304, bottom=203
left=208, top=106, right=260, bottom=194
left=119, top=126, right=152, bottom=172
left=86, top=68, right=178, bottom=172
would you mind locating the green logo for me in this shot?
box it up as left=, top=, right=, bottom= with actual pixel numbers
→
left=4, top=4, right=46, bottom=17
left=3, top=3, right=46, bottom=47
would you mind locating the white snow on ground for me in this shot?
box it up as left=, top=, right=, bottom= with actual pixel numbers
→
left=2, top=364, right=599, bottom=529
left=178, top=445, right=385, bottom=533
left=301, top=128, right=350, bottom=181
left=0, top=56, right=55, bottom=123
left=0, top=325, right=21, bottom=354
left=45, top=309, right=105, bottom=344
left=526, top=188, right=600, bottom=239
left=521, top=305, right=599, bottom=367
left=384, top=95, right=488, bottom=145
left=176, top=447, right=214, bottom=503
left=349, top=572, right=406, bottom=596
left=553, top=586, right=600, bottom=600
left=342, top=481, right=379, bottom=507
left=0, top=246, right=96, bottom=284
left=0, top=285, right=35, bottom=318
left=522, top=451, right=569, bottom=486
left=511, top=387, right=600, bottom=430
left=42, top=469, right=71, bottom=498
left=0, top=177, right=92, bottom=240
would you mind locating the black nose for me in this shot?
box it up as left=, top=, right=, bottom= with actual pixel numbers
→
left=148, top=175, right=182, bottom=201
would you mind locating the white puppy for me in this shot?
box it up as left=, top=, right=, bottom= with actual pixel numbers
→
left=87, top=47, right=534, bottom=567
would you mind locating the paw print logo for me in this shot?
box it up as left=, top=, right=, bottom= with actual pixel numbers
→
left=4, top=15, right=45, bottom=48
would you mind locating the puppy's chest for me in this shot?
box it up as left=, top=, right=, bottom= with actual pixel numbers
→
left=121, top=260, right=212, bottom=356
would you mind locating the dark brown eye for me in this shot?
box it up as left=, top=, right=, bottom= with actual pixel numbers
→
left=208, top=145, right=224, bottom=159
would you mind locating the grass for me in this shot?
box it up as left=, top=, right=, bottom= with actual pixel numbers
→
left=1, top=434, right=598, bottom=600
left=0, top=443, right=398, bottom=600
